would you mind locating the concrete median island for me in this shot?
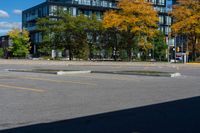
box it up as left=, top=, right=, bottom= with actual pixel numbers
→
left=6, top=69, right=181, bottom=77
left=92, top=70, right=181, bottom=77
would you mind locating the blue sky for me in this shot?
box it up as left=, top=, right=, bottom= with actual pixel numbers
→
left=0, top=0, right=45, bottom=35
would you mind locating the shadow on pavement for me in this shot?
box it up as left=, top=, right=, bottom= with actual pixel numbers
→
left=1, top=96, right=200, bottom=133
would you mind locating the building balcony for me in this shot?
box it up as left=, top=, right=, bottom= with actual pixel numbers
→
left=72, top=0, right=117, bottom=8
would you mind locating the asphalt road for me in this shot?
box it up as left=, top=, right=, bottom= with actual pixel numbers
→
left=0, top=61, right=200, bottom=133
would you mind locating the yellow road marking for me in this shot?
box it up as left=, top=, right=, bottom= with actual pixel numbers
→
left=0, top=84, right=45, bottom=92
left=186, top=63, right=200, bottom=65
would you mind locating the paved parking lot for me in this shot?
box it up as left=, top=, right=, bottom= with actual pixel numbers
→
left=0, top=60, right=200, bottom=133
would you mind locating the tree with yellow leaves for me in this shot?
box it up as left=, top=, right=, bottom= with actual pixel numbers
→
left=171, top=0, right=200, bottom=61
left=103, top=0, right=158, bottom=61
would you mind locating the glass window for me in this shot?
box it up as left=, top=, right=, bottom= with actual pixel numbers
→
left=152, top=0, right=156, bottom=4
left=165, top=26, right=171, bottom=35
left=84, top=10, right=90, bottom=16
left=72, top=7, right=77, bottom=16
left=158, top=0, right=165, bottom=5
left=43, top=6, right=48, bottom=16
left=159, top=15, right=164, bottom=24
left=102, top=1, right=108, bottom=7
left=49, top=5, right=57, bottom=16
left=96, top=11, right=101, bottom=20
left=159, top=26, right=164, bottom=33
left=166, top=16, right=171, bottom=25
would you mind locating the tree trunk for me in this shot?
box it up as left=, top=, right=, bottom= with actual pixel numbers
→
left=69, top=46, right=72, bottom=61
left=127, top=44, right=131, bottom=61
left=113, top=33, right=118, bottom=61
left=89, top=43, right=92, bottom=60
left=127, top=38, right=132, bottom=61
left=113, top=47, right=117, bottom=61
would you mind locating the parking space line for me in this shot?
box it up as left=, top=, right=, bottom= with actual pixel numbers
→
left=0, top=73, right=137, bottom=85
left=0, top=83, right=45, bottom=92
left=0, top=74, right=97, bottom=86
left=22, top=76, right=97, bottom=86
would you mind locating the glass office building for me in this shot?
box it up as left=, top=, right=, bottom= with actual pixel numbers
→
left=22, top=0, right=175, bottom=54
left=149, top=0, right=173, bottom=36
left=22, top=0, right=117, bottom=54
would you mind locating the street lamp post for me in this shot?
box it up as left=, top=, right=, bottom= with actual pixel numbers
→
left=167, top=33, right=170, bottom=63
left=153, top=38, right=155, bottom=61
left=186, top=35, right=189, bottom=62
left=181, top=35, right=184, bottom=63
left=174, top=35, right=177, bottom=63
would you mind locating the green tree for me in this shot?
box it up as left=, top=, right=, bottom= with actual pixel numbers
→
left=151, top=32, right=167, bottom=61
left=86, top=14, right=103, bottom=60
left=8, top=28, right=31, bottom=58
left=58, top=12, right=76, bottom=60
left=37, top=17, right=63, bottom=57
left=37, top=11, right=91, bottom=60
left=72, top=14, right=90, bottom=60
left=59, top=13, right=91, bottom=60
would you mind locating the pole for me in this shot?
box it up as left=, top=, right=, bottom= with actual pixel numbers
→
left=153, top=38, right=155, bottom=61
left=174, top=35, right=176, bottom=63
left=167, top=33, right=170, bottom=63
left=181, top=35, right=184, bottom=63
left=186, top=35, right=189, bottom=62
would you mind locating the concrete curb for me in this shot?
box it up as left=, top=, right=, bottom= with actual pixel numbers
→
left=57, top=71, right=91, bottom=75
left=92, top=71, right=182, bottom=77
left=170, top=73, right=181, bottom=77
left=6, top=69, right=181, bottom=77
left=6, top=69, right=92, bottom=75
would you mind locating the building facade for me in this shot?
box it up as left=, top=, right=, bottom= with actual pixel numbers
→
left=149, top=0, right=173, bottom=36
left=0, top=35, right=12, bottom=58
left=22, top=0, right=117, bottom=54
left=22, top=0, right=175, bottom=55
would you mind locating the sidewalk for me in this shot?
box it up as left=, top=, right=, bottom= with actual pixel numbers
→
left=0, top=59, right=199, bottom=67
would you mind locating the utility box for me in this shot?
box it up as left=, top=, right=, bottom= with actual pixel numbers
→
left=52, top=50, right=56, bottom=58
